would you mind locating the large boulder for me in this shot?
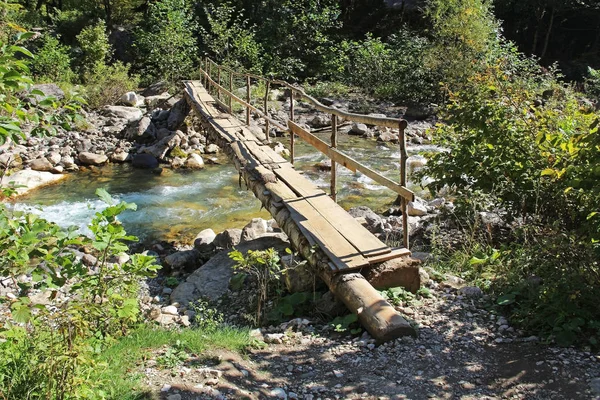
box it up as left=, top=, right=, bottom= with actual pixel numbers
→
left=241, top=218, right=269, bottom=242
left=184, top=153, right=204, bottom=169
left=164, top=249, right=201, bottom=271
left=213, top=228, right=243, bottom=249
left=0, top=170, right=66, bottom=196
left=193, top=228, right=216, bottom=253
left=26, top=83, right=64, bottom=105
left=167, top=98, right=191, bottom=130
left=309, top=114, right=331, bottom=129
left=125, top=116, right=156, bottom=143
left=170, top=237, right=289, bottom=305
left=79, top=152, right=108, bottom=166
left=102, top=105, right=143, bottom=123
left=132, top=154, right=159, bottom=169
left=119, top=91, right=140, bottom=107
left=140, top=132, right=182, bottom=160
left=350, top=122, right=369, bottom=136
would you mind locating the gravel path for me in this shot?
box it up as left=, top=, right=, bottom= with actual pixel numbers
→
left=145, top=277, right=600, bottom=400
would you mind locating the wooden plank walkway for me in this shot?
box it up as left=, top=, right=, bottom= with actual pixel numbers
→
left=184, top=80, right=410, bottom=272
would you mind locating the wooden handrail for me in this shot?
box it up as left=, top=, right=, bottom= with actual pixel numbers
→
left=200, top=57, right=412, bottom=248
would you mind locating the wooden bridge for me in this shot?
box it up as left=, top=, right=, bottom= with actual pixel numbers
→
left=183, top=59, right=420, bottom=341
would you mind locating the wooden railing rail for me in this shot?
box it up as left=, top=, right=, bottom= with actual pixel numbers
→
left=199, top=57, right=413, bottom=248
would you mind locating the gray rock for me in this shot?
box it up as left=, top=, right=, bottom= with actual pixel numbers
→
left=30, top=157, right=53, bottom=171
left=0, top=152, right=21, bottom=168
left=145, top=94, right=171, bottom=108
left=140, top=132, right=182, bottom=160
left=119, top=91, right=139, bottom=107
left=405, top=103, right=437, bottom=120
left=184, top=153, right=204, bottom=169
left=75, top=139, right=92, bottom=153
left=205, top=144, right=219, bottom=154
left=161, top=305, right=179, bottom=315
left=407, top=155, right=427, bottom=171
left=103, top=105, right=143, bottom=123
left=407, top=200, right=427, bottom=216
left=79, top=152, right=108, bottom=166
left=109, top=149, right=130, bottom=162
left=459, top=286, right=483, bottom=298
left=132, top=154, right=159, bottom=169
left=164, top=249, right=200, bottom=270
left=46, top=152, right=61, bottom=166
left=213, top=228, right=242, bottom=249
left=141, top=81, right=169, bottom=97
left=126, top=116, right=156, bottom=143
left=170, top=237, right=289, bottom=305
left=350, top=122, right=369, bottom=136
left=590, top=379, right=600, bottom=396
left=241, top=218, right=268, bottom=241
left=194, top=228, right=216, bottom=253
left=377, top=130, right=398, bottom=143
left=60, top=155, right=76, bottom=169
left=309, top=114, right=331, bottom=128
left=167, top=98, right=190, bottom=130
left=27, top=83, right=64, bottom=105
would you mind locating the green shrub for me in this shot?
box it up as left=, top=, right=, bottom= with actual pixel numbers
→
left=135, top=0, right=198, bottom=85
left=586, top=67, right=600, bottom=101
left=83, top=61, right=138, bottom=109
left=30, top=34, right=74, bottom=83
left=0, top=189, right=160, bottom=398
left=76, top=20, right=111, bottom=73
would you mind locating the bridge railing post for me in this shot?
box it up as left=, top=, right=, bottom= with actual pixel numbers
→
left=216, top=66, right=222, bottom=101
left=207, top=59, right=211, bottom=93
left=245, top=75, right=251, bottom=126
left=290, top=90, right=295, bottom=165
left=228, top=71, right=233, bottom=113
left=264, top=80, right=270, bottom=143
left=399, top=122, right=409, bottom=249
left=204, top=58, right=209, bottom=87
left=331, top=114, right=337, bottom=202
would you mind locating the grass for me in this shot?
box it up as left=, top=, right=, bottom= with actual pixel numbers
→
left=94, top=324, right=252, bottom=399
left=305, top=81, right=351, bottom=98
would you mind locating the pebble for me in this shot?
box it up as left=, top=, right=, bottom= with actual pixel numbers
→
left=270, top=387, right=287, bottom=399
left=161, top=305, right=178, bottom=315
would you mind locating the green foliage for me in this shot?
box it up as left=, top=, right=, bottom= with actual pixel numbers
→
left=82, top=61, right=138, bottom=109
left=189, top=298, right=224, bottom=331
left=201, top=2, right=263, bottom=72
left=30, top=34, right=74, bottom=83
left=305, top=81, right=350, bottom=99
left=267, top=291, right=320, bottom=323
left=345, top=30, right=438, bottom=104
left=76, top=20, right=111, bottom=73
left=330, top=313, right=361, bottom=334
left=135, top=0, right=198, bottom=85
left=156, top=340, right=188, bottom=369
left=424, top=0, right=499, bottom=93
left=229, top=247, right=284, bottom=325
left=585, top=67, right=600, bottom=101
left=0, top=189, right=160, bottom=398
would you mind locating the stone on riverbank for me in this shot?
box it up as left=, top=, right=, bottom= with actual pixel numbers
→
left=79, top=152, right=108, bottom=166
left=0, top=169, right=67, bottom=196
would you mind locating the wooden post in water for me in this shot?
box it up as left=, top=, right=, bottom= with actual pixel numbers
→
left=290, top=89, right=295, bottom=164
left=245, top=75, right=251, bottom=126
left=228, top=71, right=233, bottom=113
left=399, top=122, right=409, bottom=249
left=331, top=114, right=338, bottom=202
left=264, top=80, right=270, bottom=143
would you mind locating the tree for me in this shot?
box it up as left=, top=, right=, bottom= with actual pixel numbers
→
left=135, top=0, right=198, bottom=85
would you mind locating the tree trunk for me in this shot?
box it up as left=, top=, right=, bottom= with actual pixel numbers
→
left=540, top=7, right=555, bottom=59
left=531, top=7, right=546, bottom=55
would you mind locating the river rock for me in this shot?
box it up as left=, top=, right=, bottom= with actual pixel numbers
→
left=0, top=152, right=21, bottom=168
left=309, top=114, right=331, bottom=128
left=141, top=81, right=169, bottom=97
left=110, top=149, right=130, bottom=162
left=241, top=218, right=269, bottom=242
left=30, top=157, right=53, bottom=172
left=167, top=98, right=190, bottom=130
left=205, top=144, right=219, bottom=154
left=194, top=228, right=216, bottom=253
left=348, top=206, right=383, bottom=231
left=185, top=154, right=204, bottom=169
left=407, top=200, right=428, bottom=216
left=145, top=93, right=171, bottom=108
left=1, top=169, right=66, bottom=196
left=79, top=152, right=108, bottom=166
left=164, top=249, right=201, bottom=271
left=126, top=116, right=156, bottom=143
left=377, top=130, right=398, bottom=143
left=60, top=155, right=76, bottom=169
left=103, top=105, right=143, bottom=123
left=75, top=139, right=92, bottom=153
left=213, top=228, right=243, bottom=249
left=350, top=122, right=369, bottom=136
left=119, top=91, right=139, bottom=107
left=140, top=132, right=182, bottom=160
left=26, top=83, right=64, bottom=105
left=46, top=151, right=61, bottom=166
left=170, top=237, right=289, bottom=305
left=273, top=142, right=290, bottom=157
left=132, top=154, right=159, bottom=169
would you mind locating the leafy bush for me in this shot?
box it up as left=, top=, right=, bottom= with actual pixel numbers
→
left=76, top=20, right=111, bottom=73
left=586, top=67, right=600, bottom=101
left=345, top=31, right=438, bottom=104
left=135, top=0, right=198, bottom=85
left=83, top=61, right=138, bottom=109
left=30, top=34, right=74, bottom=83
left=0, top=189, right=160, bottom=398
left=200, top=2, right=263, bottom=72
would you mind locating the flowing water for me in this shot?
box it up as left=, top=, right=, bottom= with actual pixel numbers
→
left=14, top=131, right=439, bottom=244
